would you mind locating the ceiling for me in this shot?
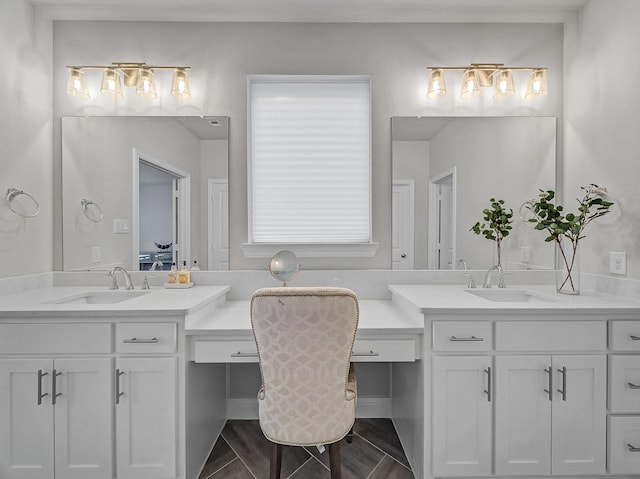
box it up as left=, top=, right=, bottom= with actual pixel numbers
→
left=33, top=0, right=588, bottom=23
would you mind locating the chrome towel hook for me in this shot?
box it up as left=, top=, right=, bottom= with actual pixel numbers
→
left=6, top=188, right=40, bottom=218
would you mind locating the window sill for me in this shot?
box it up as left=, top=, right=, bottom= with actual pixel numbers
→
left=240, top=242, right=379, bottom=259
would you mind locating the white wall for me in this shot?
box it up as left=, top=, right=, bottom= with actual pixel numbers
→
left=564, top=0, right=640, bottom=281
left=52, top=21, right=563, bottom=270
left=0, top=0, right=52, bottom=279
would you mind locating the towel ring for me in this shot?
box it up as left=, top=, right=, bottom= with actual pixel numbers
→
left=81, top=199, right=104, bottom=222
left=6, top=188, right=40, bottom=218
left=519, top=200, right=535, bottom=222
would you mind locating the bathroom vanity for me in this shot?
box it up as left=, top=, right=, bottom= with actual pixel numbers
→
left=1, top=279, right=639, bottom=479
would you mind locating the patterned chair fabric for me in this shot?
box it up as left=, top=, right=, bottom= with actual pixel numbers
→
left=250, top=287, right=359, bottom=446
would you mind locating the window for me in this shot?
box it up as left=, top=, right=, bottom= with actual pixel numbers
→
left=245, top=75, right=375, bottom=257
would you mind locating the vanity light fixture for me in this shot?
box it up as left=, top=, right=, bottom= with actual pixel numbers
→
left=426, top=63, right=548, bottom=100
left=65, top=62, right=192, bottom=100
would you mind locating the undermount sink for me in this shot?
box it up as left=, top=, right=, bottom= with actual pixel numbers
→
left=465, top=289, right=554, bottom=303
left=49, top=290, right=150, bottom=305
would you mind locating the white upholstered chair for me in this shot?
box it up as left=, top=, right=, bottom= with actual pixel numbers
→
left=250, top=287, right=359, bottom=479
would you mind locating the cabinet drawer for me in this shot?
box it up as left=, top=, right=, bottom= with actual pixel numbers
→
left=194, top=340, right=257, bottom=363
left=495, top=321, right=606, bottom=351
left=352, top=339, right=417, bottom=362
left=433, top=321, right=492, bottom=351
left=609, top=355, right=640, bottom=413
left=193, top=338, right=417, bottom=363
left=608, top=415, right=640, bottom=474
left=611, top=321, right=640, bottom=351
left=115, top=322, right=176, bottom=353
left=0, top=322, right=112, bottom=354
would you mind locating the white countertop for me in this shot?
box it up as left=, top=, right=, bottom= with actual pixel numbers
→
left=185, top=299, right=423, bottom=336
left=0, top=285, right=231, bottom=317
left=389, top=284, right=640, bottom=315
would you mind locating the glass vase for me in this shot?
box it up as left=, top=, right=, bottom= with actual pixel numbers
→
left=556, top=238, right=580, bottom=295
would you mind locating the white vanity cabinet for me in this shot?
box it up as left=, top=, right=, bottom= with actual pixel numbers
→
left=0, top=320, right=180, bottom=479
left=0, top=323, right=114, bottom=479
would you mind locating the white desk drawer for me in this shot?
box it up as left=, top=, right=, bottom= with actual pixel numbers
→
left=433, top=321, right=492, bottom=351
left=115, top=322, right=176, bottom=353
left=194, top=340, right=258, bottom=363
left=193, top=338, right=417, bottom=363
left=352, top=339, right=416, bottom=362
left=0, top=323, right=112, bottom=354
left=495, top=321, right=606, bottom=351
left=608, top=415, right=640, bottom=474
left=611, top=321, right=640, bottom=351
left=610, top=355, right=640, bottom=413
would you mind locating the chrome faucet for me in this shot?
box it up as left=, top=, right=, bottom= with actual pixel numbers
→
left=483, top=264, right=503, bottom=288
left=150, top=260, right=163, bottom=271
left=109, top=266, right=135, bottom=290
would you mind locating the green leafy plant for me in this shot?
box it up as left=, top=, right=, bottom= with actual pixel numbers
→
left=525, top=184, right=614, bottom=292
left=471, top=198, right=514, bottom=268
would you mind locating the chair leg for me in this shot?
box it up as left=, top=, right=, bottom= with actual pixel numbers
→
left=270, top=441, right=282, bottom=479
left=346, top=425, right=354, bottom=444
left=328, top=441, right=342, bottom=479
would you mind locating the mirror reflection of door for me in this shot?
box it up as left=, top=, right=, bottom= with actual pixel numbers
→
left=392, top=180, right=415, bottom=269
left=137, top=159, right=188, bottom=271
left=428, top=168, right=456, bottom=270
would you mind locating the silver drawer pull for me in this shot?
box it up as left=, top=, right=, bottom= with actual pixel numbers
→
left=37, top=370, right=49, bottom=405
left=123, top=337, right=158, bottom=344
left=450, top=335, right=484, bottom=342
left=630, top=334, right=640, bottom=341
left=230, top=351, right=258, bottom=358
left=628, top=443, right=640, bottom=452
left=352, top=350, right=380, bottom=357
left=628, top=382, right=640, bottom=390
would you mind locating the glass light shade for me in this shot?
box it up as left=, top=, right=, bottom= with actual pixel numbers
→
left=100, top=68, right=123, bottom=98
left=460, top=69, right=480, bottom=99
left=494, top=69, right=514, bottom=99
left=426, top=69, right=446, bottom=99
left=525, top=69, right=548, bottom=99
left=171, top=69, right=191, bottom=99
left=136, top=68, right=157, bottom=99
left=66, top=68, right=90, bottom=98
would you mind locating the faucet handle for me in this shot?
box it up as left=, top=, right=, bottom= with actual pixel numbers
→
left=141, top=275, right=150, bottom=290
left=109, top=271, right=119, bottom=290
left=465, top=273, right=476, bottom=289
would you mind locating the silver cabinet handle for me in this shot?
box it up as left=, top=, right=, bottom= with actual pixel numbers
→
left=37, top=370, right=49, bottom=405
left=557, top=366, right=567, bottom=401
left=450, top=336, right=484, bottom=342
left=115, top=369, right=125, bottom=404
left=52, top=369, right=62, bottom=405
left=628, top=443, right=640, bottom=452
left=230, top=351, right=258, bottom=358
left=484, top=367, right=492, bottom=402
left=628, top=382, right=640, bottom=390
left=544, top=367, right=553, bottom=401
left=352, top=350, right=380, bottom=357
left=630, top=334, right=640, bottom=341
left=123, top=337, right=158, bottom=343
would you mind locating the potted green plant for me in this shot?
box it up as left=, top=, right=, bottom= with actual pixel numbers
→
left=471, top=198, right=514, bottom=269
left=525, top=184, right=614, bottom=294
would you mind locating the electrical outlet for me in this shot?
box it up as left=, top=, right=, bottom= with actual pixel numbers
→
left=91, top=246, right=101, bottom=263
left=610, top=251, right=627, bottom=275
left=520, top=246, right=530, bottom=263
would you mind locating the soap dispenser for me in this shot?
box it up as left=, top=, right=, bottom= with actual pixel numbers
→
left=167, top=262, right=178, bottom=284
left=178, top=261, right=190, bottom=284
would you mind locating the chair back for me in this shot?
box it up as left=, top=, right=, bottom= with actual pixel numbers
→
left=251, top=287, right=359, bottom=446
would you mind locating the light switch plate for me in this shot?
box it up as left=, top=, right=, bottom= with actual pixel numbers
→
left=610, top=251, right=627, bottom=275
left=113, top=219, right=129, bottom=234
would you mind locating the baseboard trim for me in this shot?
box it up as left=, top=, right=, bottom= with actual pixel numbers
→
left=227, top=397, right=392, bottom=420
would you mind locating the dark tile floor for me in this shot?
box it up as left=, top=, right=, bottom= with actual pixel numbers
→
left=199, top=418, right=414, bottom=479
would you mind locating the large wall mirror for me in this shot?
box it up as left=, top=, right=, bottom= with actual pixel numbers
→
left=392, top=116, right=556, bottom=271
left=62, top=116, right=229, bottom=271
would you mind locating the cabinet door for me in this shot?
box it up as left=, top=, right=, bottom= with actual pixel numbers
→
left=54, top=358, right=113, bottom=479
left=432, top=356, right=493, bottom=476
left=0, top=359, right=54, bottom=479
left=495, top=355, right=552, bottom=476
left=115, top=357, right=177, bottom=479
left=551, top=355, right=606, bottom=475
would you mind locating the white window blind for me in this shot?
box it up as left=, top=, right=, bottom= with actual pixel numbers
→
left=249, top=76, right=371, bottom=244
